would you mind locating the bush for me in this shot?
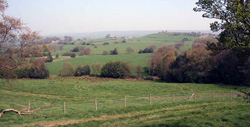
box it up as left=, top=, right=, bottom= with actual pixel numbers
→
left=102, top=50, right=110, bottom=55
left=29, top=59, right=49, bottom=79
left=91, top=63, right=102, bottom=75
left=110, top=48, right=118, bottom=55
left=15, top=67, right=30, bottom=78
left=72, top=46, right=80, bottom=52
left=44, top=52, right=53, bottom=63
left=103, top=42, right=109, bottom=45
left=70, top=53, right=76, bottom=58
left=62, top=51, right=75, bottom=56
left=56, top=53, right=59, bottom=58
left=101, top=61, right=130, bottom=78
left=58, top=62, right=75, bottom=76
left=74, top=65, right=90, bottom=76
left=122, top=39, right=126, bottom=43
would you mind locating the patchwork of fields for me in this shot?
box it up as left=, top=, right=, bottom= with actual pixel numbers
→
left=48, top=32, right=197, bottom=76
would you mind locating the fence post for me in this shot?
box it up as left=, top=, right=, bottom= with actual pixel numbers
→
left=150, top=94, right=152, bottom=105
left=173, top=92, right=176, bottom=103
left=124, top=96, right=126, bottom=108
left=28, top=101, right=30, bottom=112
left=95, top=100, right=98, bottom=111
left=63, top=102, right=66, bottom=113
left=194, top=91, right=196, bottom=101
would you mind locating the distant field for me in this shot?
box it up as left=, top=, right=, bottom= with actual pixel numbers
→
left=0, top=77, right=249, bottom=127
left=48, top=33, right=198, bottom=76
left=47, top=54, right=151, bottom=76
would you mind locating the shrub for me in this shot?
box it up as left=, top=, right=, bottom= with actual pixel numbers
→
left=56, top=53, right=59, bottom=58
left=101, top=61, right=130, bottom=78
left=58, top=62, right=75, bottom=76
left=72, top=46, right=80, bottom=52
left=126, top=47, right=134, bottom=54
left=74, top=65, right=90, bottom=76
left=62, top=51, right=75, bottom=56
left=15, top=67, right=30, bottom=78
left=139, top=45, right=156, bottom=54
left=135, top=65, right=142, bottom=78
left=110, top=48, right=118, bottom=55
left=29, top=59, right=49, bottom=79
left=91, top=63, right=102, bottom=75
left=102, top=50, right=110, bottom=55
left=122, top=39, right=126, bottom=43
left=103, top=42, right=109, bottom=45
left=79, top=47, right=91, bottom=56
left=70, top=53, right=76, bottom=58
left=44, top=52, right=53, bottom=63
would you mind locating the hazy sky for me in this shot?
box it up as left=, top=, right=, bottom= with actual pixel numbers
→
left=6, top=0, right=215, bottom=35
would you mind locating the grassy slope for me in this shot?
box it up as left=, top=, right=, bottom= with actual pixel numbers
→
left=0, top=77, right=249, bottom=127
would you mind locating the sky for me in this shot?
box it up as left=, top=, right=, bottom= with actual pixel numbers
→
left=6, top=0, right=215, bottom=35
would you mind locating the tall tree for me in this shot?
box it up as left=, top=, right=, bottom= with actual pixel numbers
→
left=0, top=0, right=40, bottom=78
left=194, top=0, right=250, bottom=60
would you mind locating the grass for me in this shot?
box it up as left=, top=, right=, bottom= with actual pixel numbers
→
left=47, top=54, right=151, bottom=76
left=0, top=77, right=249, bottom=127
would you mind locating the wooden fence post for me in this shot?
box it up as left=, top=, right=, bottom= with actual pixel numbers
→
left=28, top=101, right=30, bottom=112
left=95, top=100, right=98, bottom=111
left=150, top=94, right=152, bottom=105
left=63, top=102, right=66, bottom=113
left=173, top=92, right=176, bottom=103
left=124, top=96, right=126, bottom=108
left=194, top=91, right=196, bottom=101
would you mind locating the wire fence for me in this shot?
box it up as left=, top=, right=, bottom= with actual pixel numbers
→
left=3, top=91, right=243, bottom=117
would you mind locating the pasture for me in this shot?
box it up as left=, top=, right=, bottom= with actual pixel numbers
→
left=0, top=77, right=249, bottom=127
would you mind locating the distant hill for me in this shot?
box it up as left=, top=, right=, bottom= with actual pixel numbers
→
left=45, top=30, right=216, bottom=39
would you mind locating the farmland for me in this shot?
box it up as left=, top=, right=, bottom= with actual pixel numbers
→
left=0, top=77, right=249, bottom=127
left=47, top=32, right=197, bottom=76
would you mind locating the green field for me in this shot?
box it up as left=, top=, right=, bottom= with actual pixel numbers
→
left=0, top=77, right=249, bottom=127
left=48, top=33, right=198, bottom=76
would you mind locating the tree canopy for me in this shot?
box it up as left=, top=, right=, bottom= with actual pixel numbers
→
left=194, top=0, right=250, bottom=60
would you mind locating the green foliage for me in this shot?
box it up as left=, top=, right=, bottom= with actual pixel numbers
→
left=91, top=63, right=102, bottom=75
left=101, top=61, right=130, bottom=78
left=15, top=67, right=30, bottom=79
left=194, top=0, right=250, bottom=59
left=74, top=65, right=90, bottom=76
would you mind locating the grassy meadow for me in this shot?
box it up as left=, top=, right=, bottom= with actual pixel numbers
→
left=0, top=77, right=249, bottom=127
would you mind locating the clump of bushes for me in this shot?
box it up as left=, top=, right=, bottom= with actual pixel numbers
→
left=74, top=65, right=90, bottom=76
left=58, top=62, right=75, bottom=76
left=138, top=45, right=156, bottom=54
left=15, top=59, right=49, bottom=79
left=101, top=61, right=130, bottom=78
left=62, top=51, right=75, bottom=56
